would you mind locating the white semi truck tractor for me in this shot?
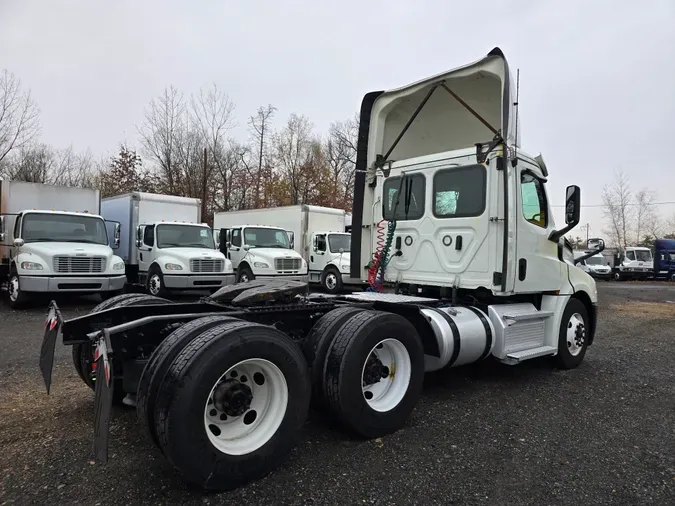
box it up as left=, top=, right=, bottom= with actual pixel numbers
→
left=40, top=47, right=603, bottom=491
left=0, top=181, right=125, bottom=308
left=101, top=192, right=234, bottom=296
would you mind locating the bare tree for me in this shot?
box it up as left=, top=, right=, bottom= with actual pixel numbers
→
left=248, top=105, right=277, bottom=207
left=0, top=70, right=41, bottom=164
left=138, top=86, right=186, bottom=194
left=274, top=113, right=314, bottom=205
left=634, top=188, right=658, bottom=244
left=324, top=115, right=358, bottom=210
left=601, top=170, right=632, bottom=247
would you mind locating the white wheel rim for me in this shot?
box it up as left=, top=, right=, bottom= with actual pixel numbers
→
left=149, top=274, right=161, bottom=295
left=9, top=276, right=19, bottom=302
left=204, top=358, right=288, bottom=455
left=566, top=312, right=586, bottom=357
left=361, top=338, right=411, bottom=412
left=325, top=273, right=337, bottom=290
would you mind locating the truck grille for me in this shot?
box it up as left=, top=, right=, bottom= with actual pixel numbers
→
left=190, top=259, right=224, bottom=273
left=275, top=258, right=301, bottom=271
left=53, top=256, right=106, bottom=274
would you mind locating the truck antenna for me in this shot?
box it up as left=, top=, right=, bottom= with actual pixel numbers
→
left=511, top=68, right=520, bottom=168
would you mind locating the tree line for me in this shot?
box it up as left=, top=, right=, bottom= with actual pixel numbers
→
left=0, top=70, right=358, bottom=224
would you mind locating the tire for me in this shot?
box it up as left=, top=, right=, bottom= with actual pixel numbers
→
left=554, top=298, right=589, bottom=369
left=302, top=306, right=367, bottom=409
left=154, top=321, right=311, bottom=490
left=6, top=270, right=29, bottom=309
left=136, top=315, right=241, bottom=451
left=72, top=294, right=170, bottom=404
left=146, top=266, right=168, bottom=297
left=323, top=310, right=424, bottom=439
left=321, top=267, right=343, bottom=294
left=614, top=271, right=623, bottom=281
left=236, top=265, right=255, bottom=283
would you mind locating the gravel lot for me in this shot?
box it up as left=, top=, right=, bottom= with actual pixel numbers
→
left=1, top=283, right=674, bottom=505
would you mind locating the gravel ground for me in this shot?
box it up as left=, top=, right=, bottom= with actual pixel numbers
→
left=0, top=283, right=674, bottom=505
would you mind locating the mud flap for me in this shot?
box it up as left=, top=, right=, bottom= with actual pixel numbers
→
left=93, top=329, right=114, bottom=463
left=39, top=301, right=63, bottom=394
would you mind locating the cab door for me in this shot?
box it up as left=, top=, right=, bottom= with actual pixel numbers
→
left=513, top=163, right=564, bottom=293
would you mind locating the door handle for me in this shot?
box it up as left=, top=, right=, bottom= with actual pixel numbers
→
left=455, top=235, right=463, bottom=250
left=140, top=253, right=143, bottom=261
left=518, top=258, right=527, bottom=281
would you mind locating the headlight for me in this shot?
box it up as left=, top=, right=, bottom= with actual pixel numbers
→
left=113, top=261, right=125, bottom=271
left=253, top=262, right=269, bottom=268
left=165, top=263, right=183, bottom=271
left=21, top=261, right=43, bottom=270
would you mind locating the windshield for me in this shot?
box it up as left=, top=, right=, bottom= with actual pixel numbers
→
left=21, top=213, right=108, bottom=245
left=243, top=227, right=290, bottom=249
left=156, top=224, right=214, bottom=249
left=586, top=256, right=605, bottom=265
left=328, top=234, right=350, bottom=253
left=635, top=250, right=652, bottom=262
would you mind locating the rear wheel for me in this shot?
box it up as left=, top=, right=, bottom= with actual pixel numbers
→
left=323, top=311, right=424, bottom=439
left=72, top=294, right=170, bottom=404
left=136, top=315, right=241, bottom=451
left=302, top=306, right=367, bottom=409
left=154, top=321, right=310, bottom=490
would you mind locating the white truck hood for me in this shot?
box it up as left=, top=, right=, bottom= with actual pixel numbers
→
left=22, top=242, right=114, bottom=260
left=245, top=248, right=302, bottom=263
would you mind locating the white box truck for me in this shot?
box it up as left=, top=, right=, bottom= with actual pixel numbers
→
left=213, top=209, right=308, bottom=284
left=101, top=192, right=234, bottom=296
left=0, top=180, right=125, bottom=308
left=215, top=204, right=359, bottom=293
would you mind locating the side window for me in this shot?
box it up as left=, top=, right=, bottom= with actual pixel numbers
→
left=433, top=164, right=486, bottom=218
left=316, top=234, right=326, bottom=252
left=14, top=215, right=21, bottom=239
left=143, top=225, right=154, bottom=247
left=520, top=172, right=548, bottom=228
left=625, top=250, right=635, bottom=261
left=231, top=229, right=241, bottom=247
left=382, top=174, right=425, bottom=221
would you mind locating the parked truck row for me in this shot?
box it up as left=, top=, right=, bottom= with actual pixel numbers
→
left=39, top=47, right=608, bottom=492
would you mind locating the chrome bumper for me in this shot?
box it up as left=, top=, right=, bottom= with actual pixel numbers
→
left=19, top=275, right=126, bottom=293
left=163, top=273, right=235, bottom=289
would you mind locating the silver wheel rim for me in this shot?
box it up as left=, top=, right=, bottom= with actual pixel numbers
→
left=8, top=275, right=19, bottom=302
left=148, top=274, right=161, bottom=295
left=325, top=273, right=337, bottom=290
left=240, top=273, right=249, bottom=283
left=204, top=358, right=288, bottom=455
left=361, top=338, right=411, bottom=412
left=566, top=312, right=586, bottom=357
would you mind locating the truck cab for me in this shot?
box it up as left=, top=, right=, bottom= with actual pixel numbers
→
left=0, top=210, right=125, bottom=308
left=613, top=246, right=653, bottom=281
left=308, top=231, right=361, bottom=293
left=219, top=225, right=308, bottom=283
left=574, top=251, right=611, bottom=280
left=135, top=221, right=233, bottom=296
left=654, top=238, right=675, bottom=281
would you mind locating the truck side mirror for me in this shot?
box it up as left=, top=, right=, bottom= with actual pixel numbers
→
left=136, top=226, right=143, bottom=248
left=13, top=238, right=25, bottom=247
left=0, top=215, right=5, bottom=242
left=243, top=244, right=250, bottom=251
left=113, top=223, right=121, bottom=249
left=574, top=237, right=606, bottom=265
left=564, top=185, right=581, bottom=225
left=549, top=185, right=581, bottom=242
left=287, top=231, right=294, bottom=249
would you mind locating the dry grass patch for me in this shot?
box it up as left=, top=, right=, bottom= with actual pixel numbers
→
left=609, top=301, right=675, bottom=319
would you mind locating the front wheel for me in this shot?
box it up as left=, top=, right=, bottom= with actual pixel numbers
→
left=154, top=321, right=311, bottom=490
left=146, top=267, right=168, bottom=297
left=554, top=298, right=589, bottom=369
left=321, top=267, right=343, bottom=294
left=236, top=265, right=255, bottom=283
left=6, top=271, right=29, bottom=309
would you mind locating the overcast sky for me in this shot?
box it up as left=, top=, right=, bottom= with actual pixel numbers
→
left=1, top=0, right=674, bottom=240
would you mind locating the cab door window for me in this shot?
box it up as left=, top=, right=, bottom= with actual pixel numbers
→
left=520, top=172, right=548, bottom=228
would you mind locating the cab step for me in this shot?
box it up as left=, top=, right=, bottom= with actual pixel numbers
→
left=503, top=345, right=558, bottom=364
